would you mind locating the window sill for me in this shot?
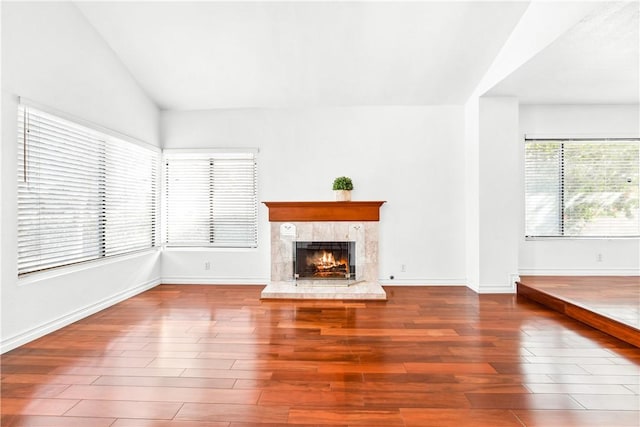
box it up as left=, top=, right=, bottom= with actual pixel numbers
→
left=18, top=248, right=161, bottom=286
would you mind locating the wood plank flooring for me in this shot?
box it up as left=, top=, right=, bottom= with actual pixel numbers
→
left=2, top=285, right=639, bottom=426
left=517, top=276, right=640, bottom=347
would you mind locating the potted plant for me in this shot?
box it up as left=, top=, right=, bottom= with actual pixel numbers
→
left=332, top=176, right=353, bottom=201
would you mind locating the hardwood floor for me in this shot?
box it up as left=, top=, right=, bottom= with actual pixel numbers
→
left=1, top=285, right=639, bottom=426
left=517, top=276, right=640, bottom=347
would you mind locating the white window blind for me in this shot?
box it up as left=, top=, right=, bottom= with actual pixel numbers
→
left=525, top=138, right=639, bottom=237
left=164, top=152, right=258, bottom=247
left=17, top=104, right=159, bottom=275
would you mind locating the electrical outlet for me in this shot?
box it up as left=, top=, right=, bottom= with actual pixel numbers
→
left=596, top=253, right=603, bottom=262
left=204, top=261, right=211, bottom=270
left=401, top=264, right=406, bottom=272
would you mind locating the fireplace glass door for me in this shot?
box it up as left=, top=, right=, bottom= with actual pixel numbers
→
left=294, top=241, right=355, bottom=280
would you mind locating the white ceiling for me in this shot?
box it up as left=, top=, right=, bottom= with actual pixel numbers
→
left=75, top=1, right=528, bottom=110
left=487, top=1, right=639, bottom=104
left=76, top=1, right=639, bottom=111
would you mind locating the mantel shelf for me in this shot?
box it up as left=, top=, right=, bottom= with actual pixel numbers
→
left=263, top=201, right=386, bottom=222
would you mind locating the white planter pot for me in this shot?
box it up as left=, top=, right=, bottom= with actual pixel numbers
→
left=334, top=190, right=352, bottom=202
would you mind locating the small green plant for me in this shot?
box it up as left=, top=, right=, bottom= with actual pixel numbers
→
left=332, top=176, right=353, bottom=191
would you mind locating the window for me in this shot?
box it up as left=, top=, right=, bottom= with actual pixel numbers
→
left=17, top=104, right=159, bottom=275
left=164, top=151, right=258, bottom=248
left=525, top=138, right=639, bottom=238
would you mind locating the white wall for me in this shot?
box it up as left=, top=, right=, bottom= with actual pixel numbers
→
left=161, top=106, right=467, bottom=286
left=464, top=99, right=481, bottom=290
left=1, top=2, right=161, bottom=352
left=519, top=104, right=640, bottom=275
left=478, top=97, right=520, bottom=291
left=465, top=97, right=521, bottom=293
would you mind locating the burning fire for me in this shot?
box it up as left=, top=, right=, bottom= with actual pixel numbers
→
left=307, top=250, right=349, bottom=276
left=319, top=251, right=336, bottom=268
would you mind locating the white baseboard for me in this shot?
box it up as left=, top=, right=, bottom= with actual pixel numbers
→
left=474, top=283, right=517, bottom=294
left=465, top=280, right=516, bottom=294
left=519, top=269, right=640, bottom=276
left=161, top=276, right=268, bottom=285
left=164, top=277, right=469, bottom=287
left=379, top=278, right=467, bottom=286
left=0, top=277, right=161, bottom=354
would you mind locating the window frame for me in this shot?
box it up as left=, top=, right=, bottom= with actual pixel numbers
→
left=524, top=136, right=640, bottom=240
left=162, top=148, right=259, bottom=249
left=17, top=100, right=161, bottom=276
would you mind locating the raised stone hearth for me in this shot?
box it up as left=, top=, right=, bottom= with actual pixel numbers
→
left=261, top=201, right=386, bottom=300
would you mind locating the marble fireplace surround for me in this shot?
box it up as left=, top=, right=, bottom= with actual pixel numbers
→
left=261, top=201, right=387, bottom=300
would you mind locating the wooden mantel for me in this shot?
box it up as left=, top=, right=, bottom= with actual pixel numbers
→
left=263, top=201, right=385, bottom=222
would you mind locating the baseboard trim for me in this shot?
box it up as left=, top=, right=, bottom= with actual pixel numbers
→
left=474, top=283, right=517, bottom=294
left=519, top=269, right=640, bottom=276
left=380, top=279, right=467, bottom=286
left=163, top=277, right=470, bottom=288
left=161, top=277, right=268, bottom=285
left=0, top=277, right=161, bottom=354
left=466, top=280, right=516, bottom=294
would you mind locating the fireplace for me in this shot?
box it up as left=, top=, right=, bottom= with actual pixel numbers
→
left=261, top=201, right=386, bottom=299
left=294, top=241, right=355, bottom=280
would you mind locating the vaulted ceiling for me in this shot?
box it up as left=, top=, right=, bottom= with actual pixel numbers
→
left=487, top=1, right=639, bottom=104
left=75, top=1, right=638, bottom=111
